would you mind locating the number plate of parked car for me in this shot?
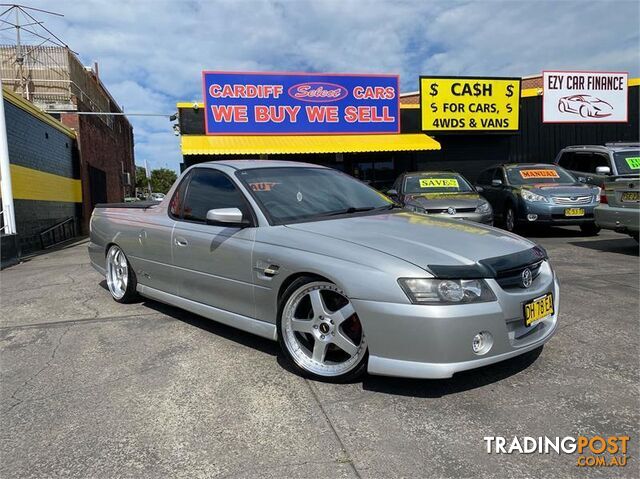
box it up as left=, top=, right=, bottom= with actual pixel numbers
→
left=564, top=207, right=585, bottom=217
left=523, top=293, right=554, bottom=327
left=621, top=191, right=639, bottom=202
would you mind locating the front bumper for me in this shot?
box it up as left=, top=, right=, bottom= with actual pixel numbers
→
left=355, top=262, right=558, bottom=379
left=594, top=204, right=639, bottom=234
left=517, top=198, right=597, bottom=225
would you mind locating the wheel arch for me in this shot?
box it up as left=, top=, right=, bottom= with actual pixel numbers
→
left=277, top=272, right=333, bottom=306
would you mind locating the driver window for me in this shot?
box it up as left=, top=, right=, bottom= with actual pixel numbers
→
left=182, top=169, right=249, bottom=223
left=492, top=168, right=505, bottom=183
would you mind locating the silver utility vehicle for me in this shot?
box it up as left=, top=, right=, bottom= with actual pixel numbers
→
left=89, top=160, right=559, bottom=382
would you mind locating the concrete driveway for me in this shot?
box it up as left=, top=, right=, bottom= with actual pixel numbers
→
left=1, top=229, right=638, bottom=478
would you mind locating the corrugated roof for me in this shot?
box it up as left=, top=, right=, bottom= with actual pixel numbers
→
left=182, top=134, right=440, bottom=155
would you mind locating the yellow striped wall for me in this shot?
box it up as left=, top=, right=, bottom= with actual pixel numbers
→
left=1, top=164, right=82, bottom=203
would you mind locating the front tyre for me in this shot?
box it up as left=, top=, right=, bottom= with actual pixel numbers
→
left=105, top=245, right=138, bottom=303
left=277, top=277, right=368, bottom=382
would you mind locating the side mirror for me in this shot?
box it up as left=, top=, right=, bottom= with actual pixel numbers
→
left=595, top=166, right=611, bottom=175
left=386, top=189, right=398, bottom=197
left=491, top=179, right=503, bottom=187
left=475, top=185, right=484, bottom=193
left=206, top=208, right=248, bottom=227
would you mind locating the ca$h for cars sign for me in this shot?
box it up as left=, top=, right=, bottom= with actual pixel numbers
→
left=543, top=71, right=628, bottom=123
left=202, top=71, right=399, bottom=135
left=420, top=76, right=521, bottom=133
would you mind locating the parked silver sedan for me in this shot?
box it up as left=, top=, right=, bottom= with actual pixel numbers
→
left=89, top=160, right=559, bottom=382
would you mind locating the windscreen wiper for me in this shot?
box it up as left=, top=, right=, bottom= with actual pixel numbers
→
left=320, top=206, right=377, bottom=217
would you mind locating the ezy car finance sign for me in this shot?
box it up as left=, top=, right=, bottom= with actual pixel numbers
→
left=543, top=71, right=628, bottom=123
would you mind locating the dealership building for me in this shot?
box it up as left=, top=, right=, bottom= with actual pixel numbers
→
left=177, top=73, right=639, bottom=188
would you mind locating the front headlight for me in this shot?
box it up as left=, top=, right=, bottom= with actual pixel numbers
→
left=398, top=278, right=496, bottom=304
left=475, top=201, right=491, bottom=214
left=521, top=190, right=548, bottom=202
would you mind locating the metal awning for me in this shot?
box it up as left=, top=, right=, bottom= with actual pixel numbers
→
left=181, top=134, right=440, bottom=155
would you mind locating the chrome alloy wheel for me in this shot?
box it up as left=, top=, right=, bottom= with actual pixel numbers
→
left=505, top=207, right=515, bottom=232
left=281, top=282, right=366, bottom=377
left=106, top=246, right=129, bottom=300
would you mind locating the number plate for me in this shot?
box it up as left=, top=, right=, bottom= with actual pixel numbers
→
left=564, top=207, right=585, bottom=217
left=621, top=191, right=639, bottom=202
left=523, top=293, right=554, bottom=327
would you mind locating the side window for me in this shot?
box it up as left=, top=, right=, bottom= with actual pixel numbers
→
left=493, top=168, right=506, bottom=183
left=477, top=169, right=493, bottom=185
left=169, top=172, right=191, bottom=218
left=558, top=152, right=576, bottom=170
left=182, top=169, right=250, bottom=223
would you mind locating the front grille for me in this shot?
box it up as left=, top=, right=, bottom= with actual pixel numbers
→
left=495, top=260, right=543, bottom=289
left=551, top=195, right=593, bottom=205
left=427, top=207, right=476, bottom=214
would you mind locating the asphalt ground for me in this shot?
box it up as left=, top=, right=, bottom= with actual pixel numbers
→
left=1, top=227, right=638, bottom=478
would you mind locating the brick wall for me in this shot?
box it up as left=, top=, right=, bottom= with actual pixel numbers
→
left=61, top=103, right=135, bottom=232
left=5, top=101, right=77, bottom=177
left=3, top=98, right=81, bottom=253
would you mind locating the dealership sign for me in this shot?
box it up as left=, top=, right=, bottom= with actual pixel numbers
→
left=543, top=71, right=628, bottom=123
left=420, top=76, right=520, bottom=133
left=202, top=71, right=399, bottom=135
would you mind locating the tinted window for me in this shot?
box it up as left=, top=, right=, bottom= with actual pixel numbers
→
left=182, top=169, right=249, bottom=223
left=169, top=172, right=191, bottom=218
left=613, top=150, right=640, bottom=175
left=476, top=169, right=494, bottom=185
left=571, top=152, right=610, bottom=174
left=558, top=152, right=576, bottom=170
left=493, top=168, right=506, bottom=183
left=238, top=167, right=393, bottom=224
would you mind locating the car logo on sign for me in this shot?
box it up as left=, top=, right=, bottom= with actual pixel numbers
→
left=447, top=207, right=456, bottom=215
left=521, top=268, right=533, bottom=288
left=288, top=82, right=349, bottom=103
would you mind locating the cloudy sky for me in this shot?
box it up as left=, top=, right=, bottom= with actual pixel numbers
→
left=3, top=0, right=639, bottom=171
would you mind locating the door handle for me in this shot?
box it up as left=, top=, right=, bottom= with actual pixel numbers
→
left=174, top=237, right=188, bottom=247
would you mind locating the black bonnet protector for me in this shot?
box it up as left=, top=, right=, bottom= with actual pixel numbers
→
left=427, top=245, right=548, bottom=279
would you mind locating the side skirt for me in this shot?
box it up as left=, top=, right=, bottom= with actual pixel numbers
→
left=136, top=284, right=278, bottom=341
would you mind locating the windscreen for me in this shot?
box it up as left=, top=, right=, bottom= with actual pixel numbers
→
left=613, top=150, right=640, bottom=175
left=238, top=167, right=393, bottom=224
left=404, top=173, right=473, bottom=194
left=506, top=166, right=577, bottom=185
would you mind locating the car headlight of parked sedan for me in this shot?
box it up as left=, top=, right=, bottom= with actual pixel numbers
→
left=398, top=278, right=496, bottom=304
left=475, top=201, right=492, bottom=214
left=521, top=190, right=548, bottom=202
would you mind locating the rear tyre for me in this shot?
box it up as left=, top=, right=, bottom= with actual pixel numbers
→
left=105, top=245, right=138, bottom=303
left=580, top=223, right=600, bottom=236
left=503, top=205, right=517, bottom=232
left=277, top=276, right=368, bottom=382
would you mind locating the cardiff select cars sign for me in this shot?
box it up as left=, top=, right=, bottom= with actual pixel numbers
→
left=202, top=71, right=399, bottom=135
left=420, top=76, right=521, bottom=133
left=542, top=71, right=628, bottom=123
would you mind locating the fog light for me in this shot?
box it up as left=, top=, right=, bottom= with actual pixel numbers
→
left=472, top=331, right=493, bottom=355
left=527, top=214, right=538, bottom=221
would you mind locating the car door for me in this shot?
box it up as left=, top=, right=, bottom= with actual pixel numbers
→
left=132, top=177, right=187, bottom=295
left=171, top=167, right=257, bottom=319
